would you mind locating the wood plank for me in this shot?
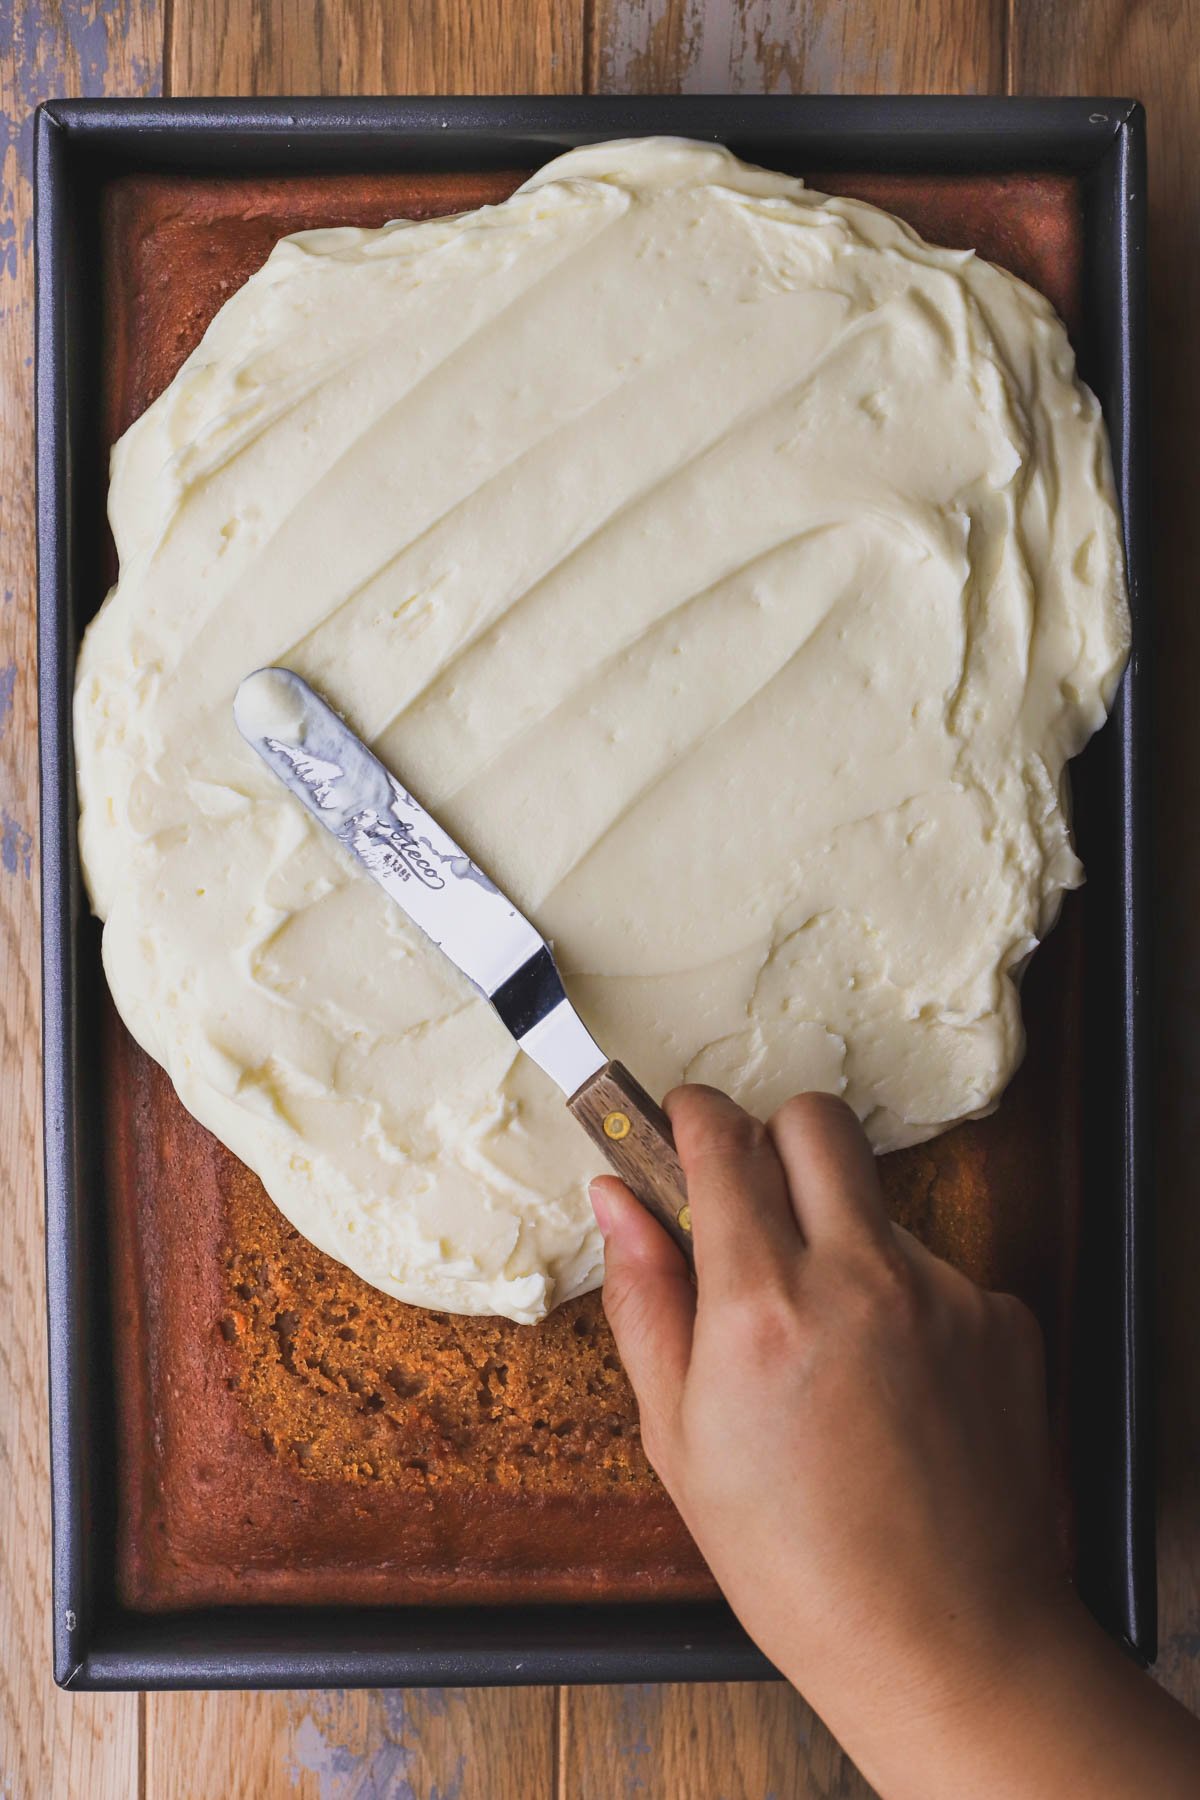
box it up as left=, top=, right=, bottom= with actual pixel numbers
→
left=561, top=1680, right=890, bottom=1799
left=589, top=0, right=1003, bottom=95
left=1011, top=0, right=1200, bottom=1716
left=0, top=0, right=160, bottom=1788
left=145, top=1687, right=557, bottom=1800
left=568, top=3, right=1009, bottom=1794
left=168, top=0, right=585, bottom=96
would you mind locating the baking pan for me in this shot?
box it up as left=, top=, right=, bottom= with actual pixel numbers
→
left=92, top=161, right=1097, bottom=1624
left=36, top=95, right=1150, bottom=1689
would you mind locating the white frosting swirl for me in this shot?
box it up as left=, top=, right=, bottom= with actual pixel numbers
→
left=75, top=139, right=1130, bottom=1321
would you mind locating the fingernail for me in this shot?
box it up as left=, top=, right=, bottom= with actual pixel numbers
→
left=589, top=1180, right=613, bottom=1236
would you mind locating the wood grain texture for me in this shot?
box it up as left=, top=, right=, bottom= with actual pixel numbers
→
left=168, top=0, right=584, bottom=96
left=589, top=0, right=1005, bottom=94
left=560, top=1680, right=880, bottom=1799
left=569, top=1062, right=693, bottom=1258
left=1011, top=0, right=1200, bottom=1716
left=1, top=0, right=161, bottom=1790
left=145, top=1687, right=557, bottom=1800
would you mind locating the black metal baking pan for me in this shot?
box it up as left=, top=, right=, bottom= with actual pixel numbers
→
left=36, top=94, right=1150, bottom=1690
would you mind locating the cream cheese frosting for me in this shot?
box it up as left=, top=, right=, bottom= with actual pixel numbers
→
left=75, top=138, right=1130, bottom=1323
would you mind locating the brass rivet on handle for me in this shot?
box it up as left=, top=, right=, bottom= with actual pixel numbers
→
left=677, top=1205, right=692, bottom=1233
left=603, top=1110, right=632, bottom=1141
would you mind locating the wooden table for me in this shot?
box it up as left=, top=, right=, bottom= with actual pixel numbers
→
left=3, top=1, right=1197, bottom=1793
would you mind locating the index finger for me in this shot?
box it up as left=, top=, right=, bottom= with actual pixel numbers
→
left=664, top=1085, right=802, bottom=1302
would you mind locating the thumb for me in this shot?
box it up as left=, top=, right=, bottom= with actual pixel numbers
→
left=591, top=1176, right=695, bottom=1470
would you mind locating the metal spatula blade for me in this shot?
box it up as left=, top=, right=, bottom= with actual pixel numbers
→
left=234, top=667, right=693, bottom=1259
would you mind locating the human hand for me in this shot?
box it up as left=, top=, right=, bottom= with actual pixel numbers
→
left=591, top=1086, right=1199, bottom=1800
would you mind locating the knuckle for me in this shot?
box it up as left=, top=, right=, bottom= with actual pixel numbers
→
left=991, top=1291, right=1044, bottom=1353
left=600, top=1260, right=636, bottom=1319
left=722, top=1287, right=801, bottom=1363
left=770, top=1090, right=859, bottom=1137
left=843, top=1249, right=921, bottom=1338
left=916, top=1252, right=986, bottom=1327
left=943, top=1276, right=990, bottom=1345
left=600, top=1268, right=655, bottom=1349
left=882, top=1252, right=924, bottom=1324
left=673, top=1096, right=772, bottom=1169
left=849, top=1267, right=913, bottom=1339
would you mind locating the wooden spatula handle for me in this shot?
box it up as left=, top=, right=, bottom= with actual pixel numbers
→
left=568, top=1061, right=693, bottom=1264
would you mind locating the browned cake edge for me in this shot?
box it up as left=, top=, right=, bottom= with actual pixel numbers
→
left=98, top=164, right=1085, bottom=1611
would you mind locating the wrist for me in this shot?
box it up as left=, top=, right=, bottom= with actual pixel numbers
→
left=892, top=1575, right=1091, bottom=1728
left=780, top=1576, right=1098, bottom=1800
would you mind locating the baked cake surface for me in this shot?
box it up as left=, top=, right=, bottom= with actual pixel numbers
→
left=100, top=167, right=1086, bottom=1610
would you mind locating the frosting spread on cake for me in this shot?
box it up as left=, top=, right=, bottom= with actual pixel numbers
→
left=75, top=138, right=1130, bottom=1322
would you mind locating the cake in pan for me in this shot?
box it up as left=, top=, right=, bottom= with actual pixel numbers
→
left=95, top=152, right=1113, bottom=1608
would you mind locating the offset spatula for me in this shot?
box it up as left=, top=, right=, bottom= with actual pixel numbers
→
left=234, top=667, right=693, bottom=1262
